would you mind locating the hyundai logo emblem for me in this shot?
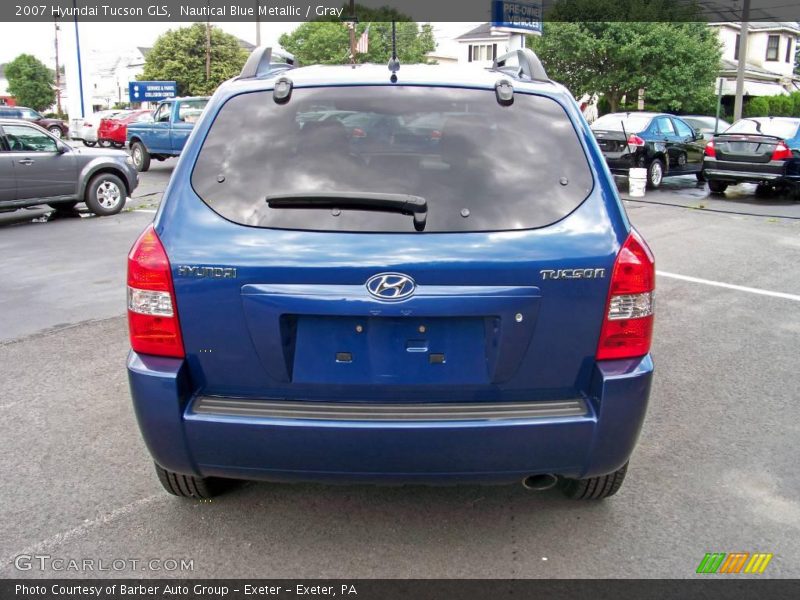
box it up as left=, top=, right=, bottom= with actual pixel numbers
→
left=366, top=273, right=415, bottom=301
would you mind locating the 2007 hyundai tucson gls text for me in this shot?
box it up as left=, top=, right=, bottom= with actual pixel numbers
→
left=127, top=48, right=655, bottom=500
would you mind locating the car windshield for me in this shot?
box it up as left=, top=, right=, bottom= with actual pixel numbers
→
left=724, top=118, right=800, bottom=139
left=191, top=86, right=593, bottom=233
left=591, top=113, right=653, bottom=133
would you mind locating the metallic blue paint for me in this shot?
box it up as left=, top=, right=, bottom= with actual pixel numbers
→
left=128, top=65, right=652, bottom=484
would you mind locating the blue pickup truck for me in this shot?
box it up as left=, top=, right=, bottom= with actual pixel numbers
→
left=127, top=96, right=209, bottom=172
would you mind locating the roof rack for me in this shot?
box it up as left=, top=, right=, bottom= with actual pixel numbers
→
left=492, top=48, right=548, bottom=82
left=239, top=46, right=297, bottom=79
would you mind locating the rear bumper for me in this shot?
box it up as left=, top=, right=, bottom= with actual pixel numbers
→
left=127, top=351, right=653, bottom=484
left=703, top=158, right=800, bottom=184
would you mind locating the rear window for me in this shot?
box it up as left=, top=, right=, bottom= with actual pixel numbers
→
left=191, top=86, right=593, bottom=233
left=592, top=113, right=653, bottom=133
left=725, top=118, right=800, bottom=139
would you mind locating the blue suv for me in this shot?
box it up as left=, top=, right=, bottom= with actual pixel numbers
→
left=127, top=48, right=655, bottom=500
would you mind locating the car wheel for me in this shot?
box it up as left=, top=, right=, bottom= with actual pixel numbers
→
left=154, top=463, right=233, bottom=499
left=646, top=158, right=665, bottom=189
left=83, top=140, right=97, bottom=148
left=111, top=141, right=124, bottom=148
left=708, top=180, right=728, bottom=195
left=98, top=140, right=111, bottom=148
left=84, top=173, right=126, bottom=216
left=696, top=171, right=706, bottom=183
left=130, top=141, right=150, bottom=172
left=48, top=126, right=63, bottom=139
left=48, top=201, right=78, bottom=211
left=560, top=462, right=628, bottom=500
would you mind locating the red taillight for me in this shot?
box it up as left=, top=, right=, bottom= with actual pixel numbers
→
left=430, top=129, right=442, bottom=140
left=351, top=127, right=366, bottom=138
left=127, top=225, right=185, bottom=358
left=627, top=134, right=645, bottom=147
left=596, top=229, right=655, bottom=361
left=704, top=140, right=716, bottom=157
left=771, top=141, right=792, bottom=161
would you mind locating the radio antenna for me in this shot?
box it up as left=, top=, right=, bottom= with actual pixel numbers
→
left=388, top=20, right=400, bottom=82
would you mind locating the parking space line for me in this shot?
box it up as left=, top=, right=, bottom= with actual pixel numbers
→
left=657, top=270, right=800, bottom=302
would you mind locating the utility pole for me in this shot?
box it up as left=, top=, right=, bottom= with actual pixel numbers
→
left=348, top=0, right=356, bottom=64
left=205, top=16, right=211, bottom=83
left=54, top=19, right=62, bottom=115
left=733, top=0, right=750, bottom=121
left=255, top=0, right=261, bottom=46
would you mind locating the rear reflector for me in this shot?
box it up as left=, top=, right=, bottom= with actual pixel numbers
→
left=596, top=229, right=655, bottom=361
left=127, top=225, right=185, bottom=358
left=771, top=141, right=792, bottom=161
left=704, top=140, right=716, bottom=157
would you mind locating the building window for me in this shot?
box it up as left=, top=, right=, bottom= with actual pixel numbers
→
left=470, top=44, right=496, bottom=62
left=786, top=38, right=793, bottom=63
left=734, top=34, right=740, bottom=60
left=766, top=35, right=779, bottom=61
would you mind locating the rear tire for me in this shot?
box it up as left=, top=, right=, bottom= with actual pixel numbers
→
left=560, top=462, right=628, bottom=500
left=131, top=141, right=150, bottom=172
left=646, top=158, right=665, bottom=189
left=84, top=172, right=126, bottom=216
left=48, top=126, right=63, bottom=138
left=708, top=180, right=728, bottom=195
left=83, top=140, right=97, bottom=148
left=695, top=171, right=706, bottom=183
left=155, top=463, right=232, bottom=499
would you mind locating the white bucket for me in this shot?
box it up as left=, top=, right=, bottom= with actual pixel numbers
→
left=628, top=168, right=647, bottom=197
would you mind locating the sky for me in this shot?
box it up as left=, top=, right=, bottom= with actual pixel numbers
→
left=0, top=21, right=474, bottom=67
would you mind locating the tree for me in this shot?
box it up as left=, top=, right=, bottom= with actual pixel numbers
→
left=5, top=54, right=55, bottom=111
left=743, top=96, right=769, bottom=117
left=529, top=0, right=721, bottom=113
left=140, top=24, right=249, bottom=96
left=278, top=4, right=435, bottom=65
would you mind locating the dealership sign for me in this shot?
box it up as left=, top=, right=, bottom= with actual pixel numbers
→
left=491, top=0, right=543, bottom=35
left=128, top=81, right=178, bottom=103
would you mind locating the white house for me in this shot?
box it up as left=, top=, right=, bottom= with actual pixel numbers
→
left=454, top=23, right=518, bottom=66
left=711, top=22, right=800, bottom=97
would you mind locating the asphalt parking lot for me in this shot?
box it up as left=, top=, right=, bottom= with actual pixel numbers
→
left=1, top=166, right=799, bottom=579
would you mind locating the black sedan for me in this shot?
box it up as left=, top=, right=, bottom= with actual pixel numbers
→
left=591, top=112, right=706, bottom=188
left=702, top=117, right=800, bottom=197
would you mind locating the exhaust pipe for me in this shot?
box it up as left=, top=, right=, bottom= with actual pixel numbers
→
left=522, top=473, right=558, bottom=491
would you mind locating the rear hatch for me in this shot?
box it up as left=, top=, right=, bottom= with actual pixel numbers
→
left=167, top=84, right=618, bottom=402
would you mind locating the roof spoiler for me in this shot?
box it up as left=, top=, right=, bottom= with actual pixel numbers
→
left=492, top=48, right=548, bottom=82
left=239, top=46, right=297, bottom=79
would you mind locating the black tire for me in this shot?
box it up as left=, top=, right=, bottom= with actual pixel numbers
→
left=48, top=126, right=63, bottom=139
left=560, top=462, right=628, bottom=500
left=130, top=141, right=150, bottom=172
left=696, top=171, right=706, bottom=183
left=48, top=201, right=78, bottom=211
left=111, top=141, right=124, bottom=148
left=646, top=158, right=665, bottom=189
left=83, top=140, right=97, bottom=148
left=84, top=172, right=127, bottom=216
left=708, top=180, right=728, bottom=195
left=155, top=463, right=232, bottom=499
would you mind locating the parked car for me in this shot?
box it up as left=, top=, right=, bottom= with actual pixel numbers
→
left=126, top=97, right=209, bottom=171
left=0, top=105, right=69, bottom=138
left=98, top=109, right=152, bottom=148
left=702, top=117, right=800, bottom=196
left=591, top=111, right=706, bottom=188
left=127, top=48, right=655, bottom=501
left=680, top=115, right=731, bottom=140
left=0, top=119, right=138, bottom=215
left=71, top=109, right=123, bottom=147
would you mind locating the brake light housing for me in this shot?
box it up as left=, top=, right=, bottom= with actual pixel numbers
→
left=596, top=229, right=655, bottom=361
left=626, top=134, right=645, bottom=148
left=704, top=140, right=716, bottom=157
left=127, top=225, right=185, bottom=358
left=771, top=141, right=792, bottom=161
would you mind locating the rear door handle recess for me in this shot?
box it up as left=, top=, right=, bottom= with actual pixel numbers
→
left=18, top=158, right=34, bottom=165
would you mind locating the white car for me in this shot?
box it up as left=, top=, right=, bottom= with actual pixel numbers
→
left=71, top=110, right=122, bottom=147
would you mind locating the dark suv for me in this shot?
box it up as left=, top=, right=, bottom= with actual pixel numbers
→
left=0, top=105, right=69, bottom=138
left=127, top=48, right=655, bottom=500
left=592, top=112, right=705, bottom=188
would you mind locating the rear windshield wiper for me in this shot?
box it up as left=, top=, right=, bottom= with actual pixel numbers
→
left=266, top=192, right=428, bottom=231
